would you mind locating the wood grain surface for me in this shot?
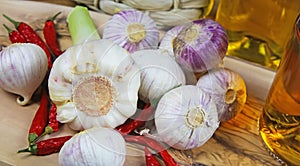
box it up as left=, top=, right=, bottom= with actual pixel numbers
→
left=0, top=1, right=280, bottom=165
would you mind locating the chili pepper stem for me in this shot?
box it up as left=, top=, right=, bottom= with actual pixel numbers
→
left=3, top=24, right=13, bottom=33
left=17, top=148, right=30, bottom=153
left=30, top=126, right=53, bottom=145
left=2, top=14, right=20, bottom=29
left=49, top=11, right=62, bottom=21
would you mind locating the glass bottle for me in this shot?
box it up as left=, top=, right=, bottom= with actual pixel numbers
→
left=259, top=14, right=300, bottom=166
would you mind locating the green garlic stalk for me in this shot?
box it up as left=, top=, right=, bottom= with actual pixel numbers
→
left=67, top=5, right=100, bottom=45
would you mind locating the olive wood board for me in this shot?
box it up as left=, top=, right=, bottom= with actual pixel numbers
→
left=0, top=1, right=279, bottom=166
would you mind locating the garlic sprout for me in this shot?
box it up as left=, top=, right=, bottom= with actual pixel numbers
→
left=196, top=68, right=247, bottom=121
left=48, top=39, right=141, bottom=130
left=131, top=49, right=186, bottom=104
left=103, top=9, right=159, bottom=53
left=59, top=127, right=126, bottom=166
left=154, top=85, right=219, bottom=150
left=173, top=19, right=228, bottom=73
left=0, top=43, right=48, bottom=105
left=67, top=5, right=101, bottom=45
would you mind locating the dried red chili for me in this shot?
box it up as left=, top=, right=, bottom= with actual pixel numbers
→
left=2, top=24, right=26, bottom=43
left=38, top=101, right=59, bottom=138
left=43, top=12, right=63, bottom=57
left=145, top=147, right=161, bottom=166
left=28, top=88, right=49, bottom=143
left=18, top=135, right=72, bottom=156
left=116, top=103, right=152, bottom=135
left=124, top=135, right=178, bottom=166
left=3, top=14, right=53, bottom=70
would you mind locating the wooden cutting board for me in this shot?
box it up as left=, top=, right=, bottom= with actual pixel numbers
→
left=0, top=1, right=279, bottom=166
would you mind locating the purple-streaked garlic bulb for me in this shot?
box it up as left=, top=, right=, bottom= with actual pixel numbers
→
left=159, top=24, right=184, bottom=55
left=196, top=68, right=247, bottom=122
left=155, top=85, right=219, bottom=150
left=102, top=9, right=159, bottom=53
left=173, top=19, right=228, bottom=73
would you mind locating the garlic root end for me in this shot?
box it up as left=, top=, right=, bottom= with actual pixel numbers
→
left=17, top=96, right=31, bottom=106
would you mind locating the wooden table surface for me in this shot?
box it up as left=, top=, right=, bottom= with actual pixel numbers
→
left=0, top=1, right=280, bottom=166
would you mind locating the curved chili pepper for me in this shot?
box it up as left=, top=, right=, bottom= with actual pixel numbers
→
left=18, top=135, right=72, bottom=156
left=43, top=12, right=63, bottom=57
left=145, top=147, right=161, bottom=166
left=28, top=88, right=49, bottom=143
left=3, top=14, right=53, bottom=70
left=116, top=103, right=152, bottom=135
left=124, top=135, right=179, bottom=166
left=37, top=101, right=59, bottom=139
left=2, top=24, right=26, bottom=43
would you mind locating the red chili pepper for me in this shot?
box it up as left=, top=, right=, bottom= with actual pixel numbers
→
left=124, top=135, right=178, bottom=166
left=43, top=12, right=63, bottom=57
left=47, top=102, right=59, bottom=133
left=28, top=88, right=49, bottom=143
left=37, top=101, right=59, bottom=139
left=18, top=135, right=72, bottom=156
left=2, top=24, right=26, bottom=43
left=3, top=14, right=53, bottom=70
left=116, top=103, right=152, bottom=135
left=145, top=147, right=161, bottom=166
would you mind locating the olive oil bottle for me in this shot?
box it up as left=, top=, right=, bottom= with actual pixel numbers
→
left=259, top=14, right=300, bottom=165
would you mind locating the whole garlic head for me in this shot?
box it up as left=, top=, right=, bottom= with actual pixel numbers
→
left=0, top=43, right=48, bottom=105
left=48, top=39, right=141, bottom=130
left=59, top=127, right=126, bottom=166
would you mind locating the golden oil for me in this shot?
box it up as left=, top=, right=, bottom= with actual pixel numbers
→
left=215, top=0, right=300, bottom=69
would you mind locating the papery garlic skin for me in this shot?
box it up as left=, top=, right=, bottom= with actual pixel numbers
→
left=59, top=127, right=126, bottom=166
left=0, top=43, right=48, bottom=105
left=155, top=85, right=219, bottom=150
left=48, top=39, right=141, bottom=130
left=196, top=68, right=247, bottom=121
left=103, top=9, right=159, bottom=53
left=131, top=49, right=186, bottom=104
left=173, top=19, right=228, bottom=73
left=159, top=24, right=184, bottom=55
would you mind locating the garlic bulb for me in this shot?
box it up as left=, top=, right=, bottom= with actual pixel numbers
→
left=173, top=19, right=228, bottom=73
left=131, top=49, right=186, bottom=104
left=48, top=39, right=141, bottom=130
left=59, top=127, right=126, bottom=166
left=102, top=9, right=159, bottom=53
left=196, top=68, right=247, bottom=121
left=154, top=85, right=219, bottom=150
left=0, top=43, right=48, bottom=105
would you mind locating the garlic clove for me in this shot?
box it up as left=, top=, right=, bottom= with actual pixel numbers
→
left=0, top=43, right=48, bottom=106
left=196, top=68, right=247, bottom=121
left=131, top=49, right=186, bottom=104
left=56, top=102, right=77, bottom=123
left=155, top=85, right=219, bottom=150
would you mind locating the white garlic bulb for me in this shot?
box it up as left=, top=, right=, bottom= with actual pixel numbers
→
left=131, top=49, right=186, bottom=104
left=48, top=39, right=141, bottom=130
left=0, top=43, right=48, bottom=105
left=155, top=85, right=219, bottom=150
left=59, top=127, right=126, bottom=166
